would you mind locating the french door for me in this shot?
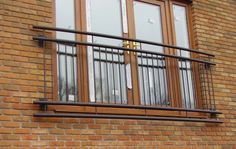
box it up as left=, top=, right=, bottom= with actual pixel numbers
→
left=86, top=0, right=129, bottom=104
left=85, top=0, right=170, bottom=105
left=131, top=0, right=169, bottom=106
left=55, top=0, right=196, bottom=108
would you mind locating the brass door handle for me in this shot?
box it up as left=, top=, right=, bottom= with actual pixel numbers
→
left=132, top=42, right=140, bottom=55
left=123, top=41, right=139, bottom=55
left=123, top=40, right=130, bottom=54
left=123, top=40, right=130, bottom=48
left=132, top=42, right=139, bottom=49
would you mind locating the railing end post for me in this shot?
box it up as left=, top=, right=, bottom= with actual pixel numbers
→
left=37, top=35, right=46, bottom=48
left=204, top=63, right=211, bottom=69
left=210, top=113, right=218, bottom=119
left=39, top=98, right=48, bottom=111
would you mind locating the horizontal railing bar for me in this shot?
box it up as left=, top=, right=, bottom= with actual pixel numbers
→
left=33, top=25, right=214, bottom=57
left=138, top=64, right=166, bottom=69
left=57, top=51, right=77, bottom=57
left=137, top=55, right=165, bottom=60
left=33, top=100, right=222, bottom=114
left=93, top=49, right=124, bottom=55
left=179, top=67, right=191, bottom=71
left=94, top=58, right=125, bottom=65
left=94, top=59, right=166, bottom=68
left=33, top=36, right=215, bottom=65
left=33, top=113, right=223, bottom=123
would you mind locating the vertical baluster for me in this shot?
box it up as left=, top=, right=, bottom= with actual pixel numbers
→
left=43, top=40, right=46, bottom=100
left=209, top=64, right=216, bottom=110
left=93, top=46, right=97, bottom=103
left=184, top=60, right=192, bottom=109
left=165, top=48, right=173, bottom=107
left=203, top=64, right=208, bottom=110
left=105, top=48, right=110, bottom=103
left=190, top=61, right=197, bottom=109
left=151, top=54, right=157, bottom=105
left=57, top=44, right=61, bottom=101
left=146, top=53, right=152, bottom=105
left=72, top=46, right=76, bottom=101
left=91, top=35, right=97, bottom=103
left=118, top=49, right=123, bottom=104
left=111, top=48, right=116, bottom=104
left=166, top=56, right=173, bottom=107
left=179, top=50, right=187, bottom=108
left=75, top=45, right=78, bottom=102
left=161, top=57, right=167, bottom=106
left=206, top=64, right=212, bottom=110
left=198, top=63, right=204, bottom=109
left=156, top=55, right=162, bottom=106
left=123, top=53, right=128, bottom=104
left=65, top=45, right=69, bottom=101
left=140, top=44, right=146, bottom=105
left=98, top=47, right=103, bottom=103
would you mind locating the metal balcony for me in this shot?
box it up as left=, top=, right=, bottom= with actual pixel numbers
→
left=32, top=26, right=222, bottom=123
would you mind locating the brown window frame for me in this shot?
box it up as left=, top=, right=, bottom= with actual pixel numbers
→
left=50, top=0, right=207, bottom=117
left=168, top=0, right=203, bottom=109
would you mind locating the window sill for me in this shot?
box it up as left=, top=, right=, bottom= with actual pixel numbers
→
left=33, top=100, right=222, bottom=123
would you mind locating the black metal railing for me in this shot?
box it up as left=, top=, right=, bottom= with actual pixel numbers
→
left=32, top=26, right=222, bottom=123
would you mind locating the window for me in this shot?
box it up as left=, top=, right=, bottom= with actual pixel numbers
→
left=33, top=0, right=221, bottom=122
left=51, top=0, right=214, bottom=114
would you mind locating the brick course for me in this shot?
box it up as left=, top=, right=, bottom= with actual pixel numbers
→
left=0, top=0, right=236, bottom=148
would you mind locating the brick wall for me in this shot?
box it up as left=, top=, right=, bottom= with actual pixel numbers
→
left=0, top=0, right=236, bottom=148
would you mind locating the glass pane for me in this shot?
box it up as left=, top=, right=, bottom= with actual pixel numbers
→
left=87, top=0, right=128, bottom=103
left=133, top=1, right=163, bottom=53
left=58, top=53, right=66, bottom=101
left=55, top=0, right=75, bottom=40
left=134, top=1, right=168, bottom=106
left=138, top=56, right=168, bottom=106
left=89, top=0, right=123, bottom=46
left=173, top=4, right=189, bottom=57
left=173, top=5, right=195, bottom=108
left=57, top=45, right=77, bottom=102
left=94, top=59, right=127, bottom=104
left=56, top=0, right=77, bottom=101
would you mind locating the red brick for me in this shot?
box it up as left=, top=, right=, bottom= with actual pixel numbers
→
left=0, top=128, right=12, bottom=134
left=2, top=109, right=20, bottom=115
left=21, top=135, right=38, bottom=140
left=2, top=122, right=20, bottom=128
left=13, top=128, right=31, bottom=134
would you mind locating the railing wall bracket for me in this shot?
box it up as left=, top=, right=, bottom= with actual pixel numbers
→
left=36, top=35, right=46, bottom=48
left=38, top=98, right=48, bottom=111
